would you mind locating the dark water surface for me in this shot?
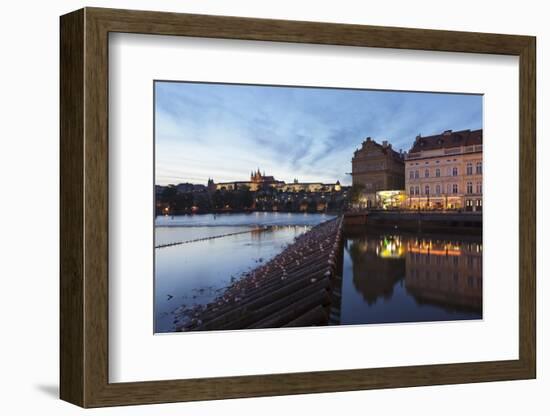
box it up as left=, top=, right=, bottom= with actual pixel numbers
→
left=154, top=213, right=482, bottom=333
left=340, top=229, right=482, bottom=325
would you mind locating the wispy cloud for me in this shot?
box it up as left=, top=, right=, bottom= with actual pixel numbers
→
left=155, top=82, right=482, bottom=186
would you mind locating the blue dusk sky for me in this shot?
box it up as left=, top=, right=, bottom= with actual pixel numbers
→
left=155, top=81, right=482, bottom=186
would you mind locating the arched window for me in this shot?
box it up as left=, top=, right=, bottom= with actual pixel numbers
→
left=466, top=162, right=473, bottom=175
left=467, top=182, right=473, bottom=194
left=435, top=168, right=440, bottom=177
left=476, top=162, right=482, bottom=174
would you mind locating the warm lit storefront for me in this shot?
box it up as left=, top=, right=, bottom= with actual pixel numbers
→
left=376, top=190, right=407, bottom=209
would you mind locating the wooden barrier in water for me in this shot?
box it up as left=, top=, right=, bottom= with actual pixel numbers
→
left=155, top=227, right=268, bottom=249
left=176, top=217, right=344, bottom=331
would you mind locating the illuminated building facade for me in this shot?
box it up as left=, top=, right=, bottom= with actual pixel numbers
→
left=351, top=137, right=405, bottom=208
left=214, top=169, right=342, bottom=193
left=405, top=129, right=483, bottom=211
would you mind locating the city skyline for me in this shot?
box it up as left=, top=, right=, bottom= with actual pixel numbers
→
left=155, top=81, right=482, bottom=186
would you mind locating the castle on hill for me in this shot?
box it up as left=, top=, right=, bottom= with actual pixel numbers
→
left=210, top=168, right=342, bottom=193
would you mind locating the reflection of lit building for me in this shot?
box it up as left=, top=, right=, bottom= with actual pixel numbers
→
left=347, top=233, right=482, bottom=308
left=347, top=237, right=405, bottom=304
left=405, top=129, right=483, bottom=211
left=377, top=235, right=405, bottom=259
left=405, top=238, right=482, bottom=310
left=351, top=137, right=405, bottom=208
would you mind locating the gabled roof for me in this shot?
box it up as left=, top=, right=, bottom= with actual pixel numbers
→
left=354, top=137, right=404, bottom=161
left=409, top=129, right=482, bottom=153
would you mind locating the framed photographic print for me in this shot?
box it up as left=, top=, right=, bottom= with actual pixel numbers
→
left=60, top=7, right=536, bottom=407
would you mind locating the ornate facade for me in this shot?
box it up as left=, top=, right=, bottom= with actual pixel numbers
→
left=351, top=137, right=405, bottom=207
left=405, top=129, right=482, bottom=211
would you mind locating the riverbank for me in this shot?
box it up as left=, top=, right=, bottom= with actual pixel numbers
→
left=174, top=217, right=344, bottom=331
left=344, top=211, right=482, bottom=234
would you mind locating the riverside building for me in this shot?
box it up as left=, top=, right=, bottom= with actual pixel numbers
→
left=350, top=137, right=405, bottom=208
left=405, top=129, right=483, bottom=211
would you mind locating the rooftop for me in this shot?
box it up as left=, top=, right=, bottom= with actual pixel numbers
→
left=408, top=129, right=482, bottom=153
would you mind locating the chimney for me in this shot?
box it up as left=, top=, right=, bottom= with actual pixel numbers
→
left=443, top=129, right=452, bottom=135
left=382, top=140, right=388, bottom=148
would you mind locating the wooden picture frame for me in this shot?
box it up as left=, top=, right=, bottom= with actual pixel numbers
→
left=60, top=7, right=536, bottom=408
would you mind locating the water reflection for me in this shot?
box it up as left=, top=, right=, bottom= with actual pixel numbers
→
left=406, top=238, right=482, bottom=311
left=155, top=215, right=324, bottom=333
left=348, top=237, right=405, bottom=305
left=341, top=231, right=482, bottom=325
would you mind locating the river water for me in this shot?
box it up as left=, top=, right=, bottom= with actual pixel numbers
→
left=155, top=213, right=482, bottom=333
left=155, top=212, right=334, bottom=332
left=340, top=230, right=482, bottom=325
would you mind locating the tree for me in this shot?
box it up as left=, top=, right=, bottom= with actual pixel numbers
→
left=160, top=186, right=177, bottom=200
left=349, top=183, right=366, bottom=204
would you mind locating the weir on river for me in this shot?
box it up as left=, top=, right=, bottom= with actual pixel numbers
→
left=155, top=227, right=269, bottom=249
left=177, top=217, right=344, bottom=331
